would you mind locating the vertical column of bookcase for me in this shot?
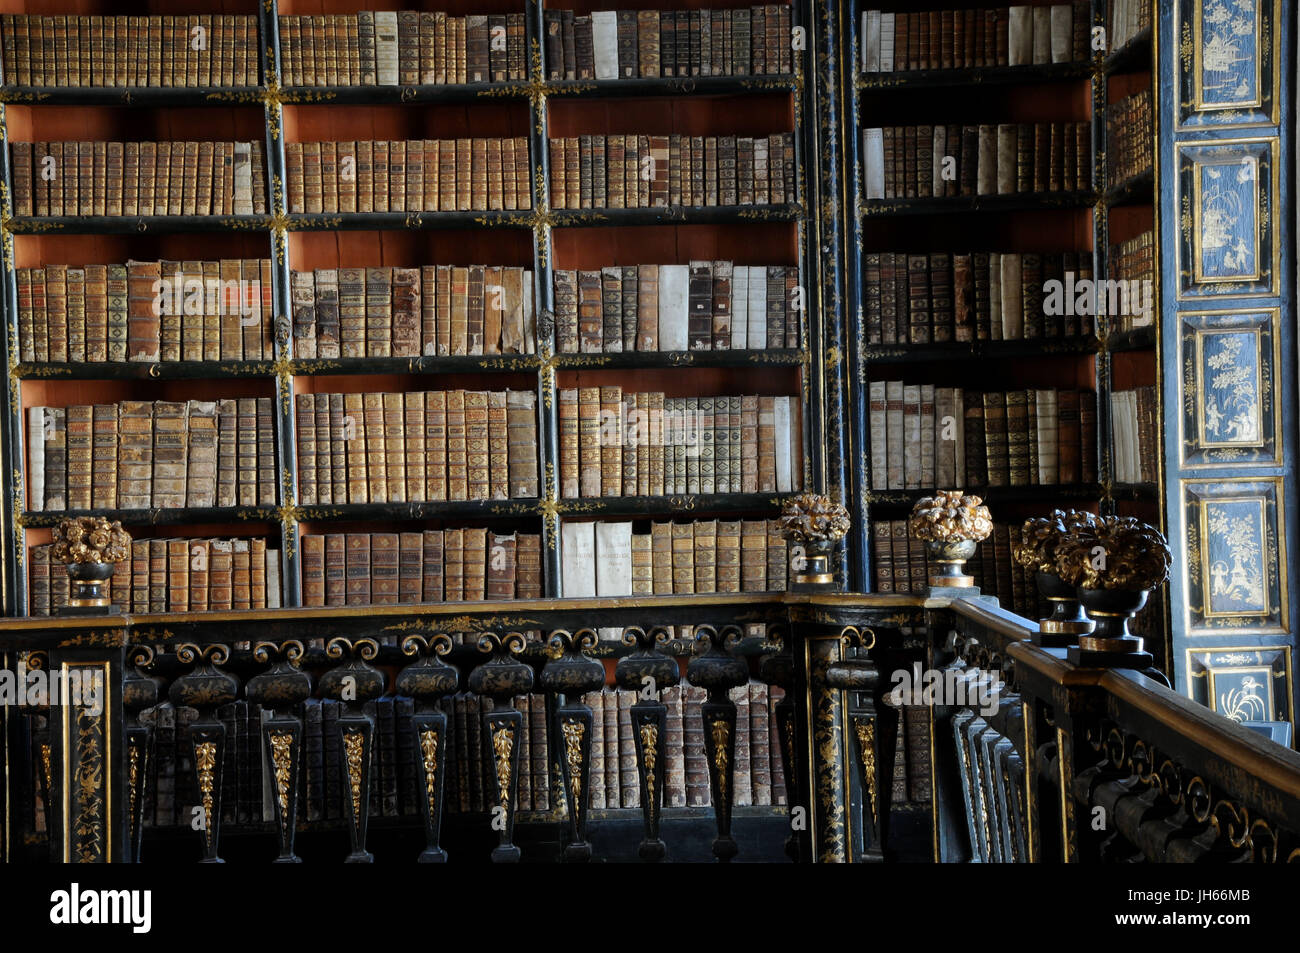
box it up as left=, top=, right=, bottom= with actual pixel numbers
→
left=528, top=0, right=561, bottom=597
left=1089, top=0, right=1116, bottom=514
left=0, top=94, right=22, bottom=614
left=262, top=0, right=301, bottom=605
left=836, top=0, right=871, bottom=592
left=807, top=0, right=848, bottom=586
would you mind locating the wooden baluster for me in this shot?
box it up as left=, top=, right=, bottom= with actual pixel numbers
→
left=467, top=632, right=534, bottom=863
left=758, top=625, right=800, bottom=861
left=246, top=641, right=313, bottom=863
left=395, top=632, right=459, bottom=863
left=16, top=651, right=53, bottom=849
left=169, top=643, right=240, bottom=864
left=824, top=626, right=886, bottom=861
left=539, top=628, right=605, bottom=862
left=123, top=646, right=162, bottom=863
left=686, top=624, right=750, bottom=863
left=614, top=626, right=680, bottom=863
left=317, top=637, right=386, bottom=863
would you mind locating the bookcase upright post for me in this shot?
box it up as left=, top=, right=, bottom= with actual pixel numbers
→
left=528, top=0, right=561, bottom=598
left=0, top=93, right=23, bottom=616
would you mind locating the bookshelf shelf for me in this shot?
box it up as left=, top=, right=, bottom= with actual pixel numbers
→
left=14, top=361, right=277, bottom=381
left=553, top=349, right=805, bottom=370
left=856, top=61, right=1091, bottom=91
left=279, top=75, right=801, bottom=107
left=292, top=355, right=543, bottom=376
left=860, top=192, right=1095, bottom=217
left=0, top=86, right=266, bottom=106
left=862, top=337, right=1100, bottom=364
left=1103, top=168, right=1154, bottom=207
left=282, top=211, right=533, bottom=232
left=1106, top=326, right=1156, bottom=353
left=1110, top=482, right=1158, bottom=502
left=295, top=500, right=543, bottom=523
left=7, top=215, right=274, bottom=235
left=21, top=507, right=281, bottom=529
left=551, top=204, right=806, bottom=227
left=867, top=484, right=1104, bottom=508
left=556, top=492, right=799, bottom=517
left=1101, top=27, right=1153, bottom=76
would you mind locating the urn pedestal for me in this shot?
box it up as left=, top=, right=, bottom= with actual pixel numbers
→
left=926, top=539, right=977, bottom=589
left=1066, top=587, right=1153, bottom=670
left=1032, top=570, right=1094, bottom=648
left=59, top=561, right=119, bottom=616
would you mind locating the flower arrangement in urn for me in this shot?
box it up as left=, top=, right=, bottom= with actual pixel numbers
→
left=1053, top=515, right=1171, bottom=666
left=777, top=493, right=850, bottom=588
left=908, top=490, right=992, bottom=588
left=52, top=516, right=132, bottom=615
left=1013, top=509, right=1099, bottom=644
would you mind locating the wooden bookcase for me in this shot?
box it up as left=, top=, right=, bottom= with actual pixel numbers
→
left=837, top=0, right=1165, bottom=665
left=0, top=0, right=828, bottom=616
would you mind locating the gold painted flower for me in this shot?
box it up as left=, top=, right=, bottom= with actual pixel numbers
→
left=908, top=490, right=992, bottom=543
left=51, top=516, right=133, bottom=564
left=1054, top=516, right=1171, bottom=590
left=776, top=493, right=851, bottom=543
left=1013, top=509, right=1099, bottom=573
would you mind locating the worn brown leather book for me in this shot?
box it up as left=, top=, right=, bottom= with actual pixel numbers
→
left=345, top=533, right=371, bottom=606
left=445, top=389, right=468, bottom=500
left=370, top=533, right=399, bottom=605
left=302, top=534, right=326, bottom=607
left=506, top=390, right=537, bottom=498
left=325, top=534, right=347, bottom=606
left=421, top=530, right=444, bottom=602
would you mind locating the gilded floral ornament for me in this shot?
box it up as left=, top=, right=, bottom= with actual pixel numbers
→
left=1054, top=516, right=1172, bottom=591
left=1013, top=509, right=1099, bottom=574
left=776, top=493, right=850, bottom=544
left=908, top=490, right=992, bottom=544
left=52, top=517, right=131, bottom=565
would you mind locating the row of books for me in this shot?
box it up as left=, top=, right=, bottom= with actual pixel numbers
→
left=863, top=251, right=1097, bottom=345
left=15, top=260, right=271, bottom=365
left=1107, top=230, right=1155, bottom=333
left=867, top=384, right=1098, bottom=489
left=1108, top=0, right=1151, bottom=52
left=292, top=389, right=539, bottom=506
left=133, top=682, right=789, bottom=829
left=548, top=133, right=797, bottom=209
left=555, top=263, right=801, bottom=353
left=279, top=12, right=527, bottom=87
left=860, top=3, right=1090, bottom=72
left=1105, top=88, right=1153, bottom=187
left=300, top=530, right=542, bottom=608
left=11, top=141, right=267, bottom=218
left=28, top=537, right=280, bottom=618
left=862, top=122, right=1092, bottom=200
left=290, top=265, right=535, bottom=360
left=27, top=399, right=277, bottom=513
left=286, top=138, right=531, bottom=215
left=560, top=520, right=793, bottom=601
left=558, top=390, right=803, bottom=498
left=871, top=519, right=1048, bottom=621
left=1111, top=386, right=1159, bottom=485
left=0, top=14, right=259, bottom=88
left=542, top=7, right=794, bottom=80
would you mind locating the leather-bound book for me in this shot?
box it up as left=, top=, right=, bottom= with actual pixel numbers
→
left=185, top=400, right=217, bottom=508
left=382, top=391, right=406, bottom=503
left=486, top=531, right=516, bottom=601
left=323, top=534, right=347, bottom=606
left=256, top=397, right=275, bottom=505
left=421, top=530, right=444, bottom=603
left=345, top=533, right=371, bottom=606
left=365, top=266, right=393, bottom=358
left=370, top=533, right=399, bottom=605
left=462, top=527, right=487, bottom=601
left=423, top=390, right=447, bottom=501
left=360, top=393, right=386, bottom=503
left=443, top=390, right=467, bottom=501
left=506, top=390, right=537, bottom=499
left=982, top=391, right=1008, bottom=486
left=1005, top=389, right=1029, bottom=486
left=403, top=391, right=425, bottom=503
left=302, top=534, right=326, bottom=607
left=515, top=533, right=541, bottom=599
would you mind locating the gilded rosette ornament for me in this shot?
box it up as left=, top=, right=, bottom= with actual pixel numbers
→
left=1013, top=510, right=1100, bottom=639
left=1054, top=516, right=1172, bottom=664
left=52, top=517, right=132, bottom=614
left=777, top=493, right=850, bottom=588
left=908, top=491, right=992, bottom=588
left=1054, top=516, right=1172, bottom=592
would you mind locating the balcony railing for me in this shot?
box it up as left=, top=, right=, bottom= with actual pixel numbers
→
left=2, top=588, right=1297, bottom=863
